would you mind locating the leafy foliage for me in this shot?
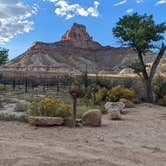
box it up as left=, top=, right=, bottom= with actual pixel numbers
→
left=0, top=47, right=9, bottom=65
left=107, top=85, right=135, bottom=102
left=94, top=87, right=108, bottom=104
left=28, top=96, right=70, bottom=117
left=129, top=59, right=144, bottom=74
left=153, top=76, right=166, bottom=101
left=113, top=13, right=166, bottom=102
left=112, top=13, right=166, bottom=51
left=15, top=103, right=28, bottom=112
left=158, top=95, right=166, bottom=106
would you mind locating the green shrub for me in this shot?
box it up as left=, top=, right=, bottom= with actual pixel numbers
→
left=64, top=117, right=73, bottom=127
left=107, top=85, right=135, bottom=102
left=0, top=101, right=3, bottom=108
left=153, top=76, right=166, bottom=101
left=0, top=114, right=28, bottom=122
left=15, top=103, right=28, bottom=112
left=158, top=95, right=166, bottom=106
left=28, top=96, right=71, bottom=117
left=95, top=88, right=108, bottom=103
left=0, top=84, right=5, bottom=91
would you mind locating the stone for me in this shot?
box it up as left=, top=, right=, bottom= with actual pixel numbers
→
left=104, top=102, right=125, bottom=111
left=82, top=109, right=102, bottom=127
left=29, top=116, right=64, bottom=126
left=108, top=109, right=122, bottom=120
left=104, top=102, right=113, bottom=110
left=119, top=98, right=135, bottom=108
left=76, top=118, right=83, bottom=127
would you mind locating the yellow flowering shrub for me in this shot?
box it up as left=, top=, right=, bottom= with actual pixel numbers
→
left=95, top=88, right=108, bottom=104
left=28, top=96, right=70, bottom=117
left=107, top=85, right=135, bottom=102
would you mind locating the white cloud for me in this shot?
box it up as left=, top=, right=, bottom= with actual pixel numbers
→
left=136, top=0, right=144, bottom=3
left=44, top=0, right=100, bottom=19
left=126, top=8, right=134, bottom=13
left=156, top=0, right=166, bottom=5
left=0, top=0, right=38, bottom=44
left=113, top=0, right=127, bottom=6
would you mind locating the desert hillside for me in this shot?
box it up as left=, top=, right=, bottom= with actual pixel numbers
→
left=0, top=23, right=136, bottom=77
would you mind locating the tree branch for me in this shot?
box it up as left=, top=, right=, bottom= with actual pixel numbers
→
left=137, top=50, right=149, bottom=81
left=149, top=43, right=166, bottom=81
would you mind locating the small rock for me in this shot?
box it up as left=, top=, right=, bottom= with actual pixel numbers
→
left=120, top=109, right=129, bottom=115
left=108, top=109, right=122, bottom=120
left=76, top=118, right=82, bottom=123
left=104, top=102, right=113, bottom=110
left=119, top=98, right=134, bottom=108
left=97, top=136, right=104, bottom=142
left=85, top=140, right=89, bottom=143
left=105, top=102, right=125, bottom=112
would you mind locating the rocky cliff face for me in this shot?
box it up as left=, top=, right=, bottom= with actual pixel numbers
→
left=61, top=23, right=101, bottom=49
left=0, top=23, right=136, bottom=77
left=62, top=23, right=92, bottom=41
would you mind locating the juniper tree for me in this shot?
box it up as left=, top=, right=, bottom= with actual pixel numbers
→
left=0, top=47, right=8, bottom=65
left=113, top=13, right=166, bottom=102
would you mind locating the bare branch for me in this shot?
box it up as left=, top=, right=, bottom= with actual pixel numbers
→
left=149, top=43, right=166, bottom=81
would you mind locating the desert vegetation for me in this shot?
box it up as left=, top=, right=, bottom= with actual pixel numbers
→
left=0, top=13, right=165, bottom=166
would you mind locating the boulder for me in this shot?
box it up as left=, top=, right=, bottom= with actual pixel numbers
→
left=104, top=102, right=125, bottom=111
left=108, top=109, right=122, bottom=120
left=119, top=98, right=134, bottom=108
left=82, top=109, right=102, bottom=127
left=29, top=116, right=64, bottom=126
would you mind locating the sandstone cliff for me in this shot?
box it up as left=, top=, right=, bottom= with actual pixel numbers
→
left=0, top=23, right=136, bottom=78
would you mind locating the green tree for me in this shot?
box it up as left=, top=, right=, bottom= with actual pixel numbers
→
left=0, top=47, right=9, bottom=65
left=113, top=13, right=166, bottom=102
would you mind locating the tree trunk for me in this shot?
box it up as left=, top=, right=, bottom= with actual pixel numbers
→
left=136, top=44, right=166, bottom=103
left=137, top=50, right=153, bottom=102
left=72, top=97, right=77, bottom=127
left=150, top=43, right=166, bottom=79
left=145, top=79, right=153, bottom=103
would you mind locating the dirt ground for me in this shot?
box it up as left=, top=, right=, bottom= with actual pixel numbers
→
left=0, top=103, right=166, bottom=166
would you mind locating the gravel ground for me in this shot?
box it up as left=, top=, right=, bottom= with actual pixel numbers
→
left=0, top=103, right=166, bottom=166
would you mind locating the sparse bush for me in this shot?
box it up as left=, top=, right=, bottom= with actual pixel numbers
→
left=158, top=95, right=166, bottom=106
left=64, top=117, right=73, bottom=127
left=0, top=114, right=28, bottom=122
left=107, top=85, right=135, bottom=102
left=0, top=84, right=5, bottom=91
left=94, top=87, right=108, bottom=104
left=153, top=76, right=166, bottom=101
left=131, top=78, right=146, bottom=102
left=0, top=101, right=3, bottom=108
left=28, top=96, right=71, bottom=117
left=15, top=103, right=28, bottom=112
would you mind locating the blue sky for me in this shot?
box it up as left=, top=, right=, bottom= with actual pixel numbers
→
left=0, top=0, right=166, bottom=59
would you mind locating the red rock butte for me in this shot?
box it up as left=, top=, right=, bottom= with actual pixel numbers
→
left=0, top=23, right=135, bottom=78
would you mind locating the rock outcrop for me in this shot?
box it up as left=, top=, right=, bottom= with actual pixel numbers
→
left=0, top=23, right=136, bottom=78
left=61, top=23, right=101, bottom=49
